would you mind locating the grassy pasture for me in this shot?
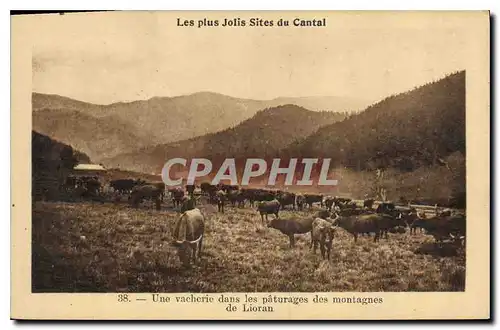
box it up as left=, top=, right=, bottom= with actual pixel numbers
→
left=32, top=200, right=465, bottom=293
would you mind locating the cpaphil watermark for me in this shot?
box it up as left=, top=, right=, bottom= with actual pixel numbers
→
left=161, top=158, right=339, bottom=187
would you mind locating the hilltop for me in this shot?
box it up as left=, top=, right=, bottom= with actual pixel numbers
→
left=103, top=104, right=347, bottom=173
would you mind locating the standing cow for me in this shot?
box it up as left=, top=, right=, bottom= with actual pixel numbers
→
left=295, top=194, right=306, bottom=211
left=267, top=215, right=315, bottom=248
left=333, top=213, right=400, bottom=242
left=214, top=190, right=227, bottom=213
left=311, top=217, right=336, bottom=260
left=170, top=187, right=185, bottom=208
left=257, top=199, right=281, bottom=224
left=186, top=184, right=196, bottom=198
left=304, top=194, right=324, bottom=209
left=277, top=192, right=296, bottom=210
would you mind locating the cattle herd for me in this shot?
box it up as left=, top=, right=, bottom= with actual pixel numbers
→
left=65, top=177, right=467, bottom=267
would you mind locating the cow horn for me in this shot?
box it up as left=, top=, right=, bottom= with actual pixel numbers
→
left=175, top=234, right=203, bottom=245
left=189, top=234, right=203, bottom=244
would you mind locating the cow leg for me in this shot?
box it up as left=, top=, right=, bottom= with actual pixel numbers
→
left=198, top=236, right=203, bottom=259
left=155, top=198, right=161, bottom=210
left=320, top=242, right=326, bottom=259
left=353, top=233, right=358, bottom=243
left=289, top=234, right=295, bottom=248
left=310, top=232, right=314, bottom=249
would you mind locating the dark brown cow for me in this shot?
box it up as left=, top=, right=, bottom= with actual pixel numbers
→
left=257, top=199, right=280, bottom=224
left=418, top=213, right=466, bottom=243
left=171, top=208, right=205, bottom=267
left=129, top=184, right=162, bottom=210
left=333, top=213, right=400, bottom=242
left=277, top=192, right=296, bottom=210
left=170, top=187, right=185, bottom=208
left=227, top=190, right=245, bottom=207
left=186, top=184, right=196, bottom=198
left=214, top=190, right=227, bottom=213
left=304, top=194, right=324, bottom=209
left=267, top=215, right=316, bottom=248
left=363, top=199, right=375, bottom=210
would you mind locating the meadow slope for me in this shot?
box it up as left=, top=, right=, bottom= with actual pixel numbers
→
left=32, top=200, right=465, bottom=293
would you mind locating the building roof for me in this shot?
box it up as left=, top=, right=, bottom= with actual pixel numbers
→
left=73, top=164, right=106, bottom=171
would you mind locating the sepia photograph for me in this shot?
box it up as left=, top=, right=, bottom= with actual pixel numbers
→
left=11, top=10, right=490, bottom=320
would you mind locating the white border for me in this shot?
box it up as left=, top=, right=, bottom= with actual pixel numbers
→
left=5, top=1, right=497, bottom=329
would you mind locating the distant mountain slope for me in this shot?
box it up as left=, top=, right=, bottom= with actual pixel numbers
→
left=32, top=92, right=366, bottom=148
left=284, top=70, right=466, bottom=172
left=268, top=96, right=369, bottom=113
left=32, top=108, right=150, bottom=162
left=103, top=104, right=347, bottom=173
left=32, top=92, right=96, bottom=113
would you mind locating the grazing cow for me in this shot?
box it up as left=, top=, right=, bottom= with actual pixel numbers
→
left=277, top=192, right=296, bottom=210
left=333, top=213, right=400, bottom=242
left=214, top=190, right=227, bottom=213
left=295, top=194, right=306, bottom=211
left=304, top=194, right=324, bottom=209
left=171, top=208, right=205, bottom=267
left=129, top=184, right=163, bottom=210
left=267, top=215, right=316, bottom=248
left=170, top=187, right=185, bottom=208
left=323, top=196, right=335, bottom=212
left=418, top=214, right=466, bottom=243
left=363, top=199, right=375, bottom=210
left=257, top=199, right=281, bottom=224
left=311, top=217, right=336, bottom=260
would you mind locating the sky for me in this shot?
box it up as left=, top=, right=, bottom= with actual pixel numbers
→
left=29, top=11, right=475, bottom=105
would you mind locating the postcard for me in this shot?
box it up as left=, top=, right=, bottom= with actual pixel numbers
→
left=11, top=10, right=490, bottom=320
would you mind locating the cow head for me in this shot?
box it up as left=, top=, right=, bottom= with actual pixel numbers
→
left=171, top=234, right=203, bottom=267
left=267, top=218, right=281, bottom=229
